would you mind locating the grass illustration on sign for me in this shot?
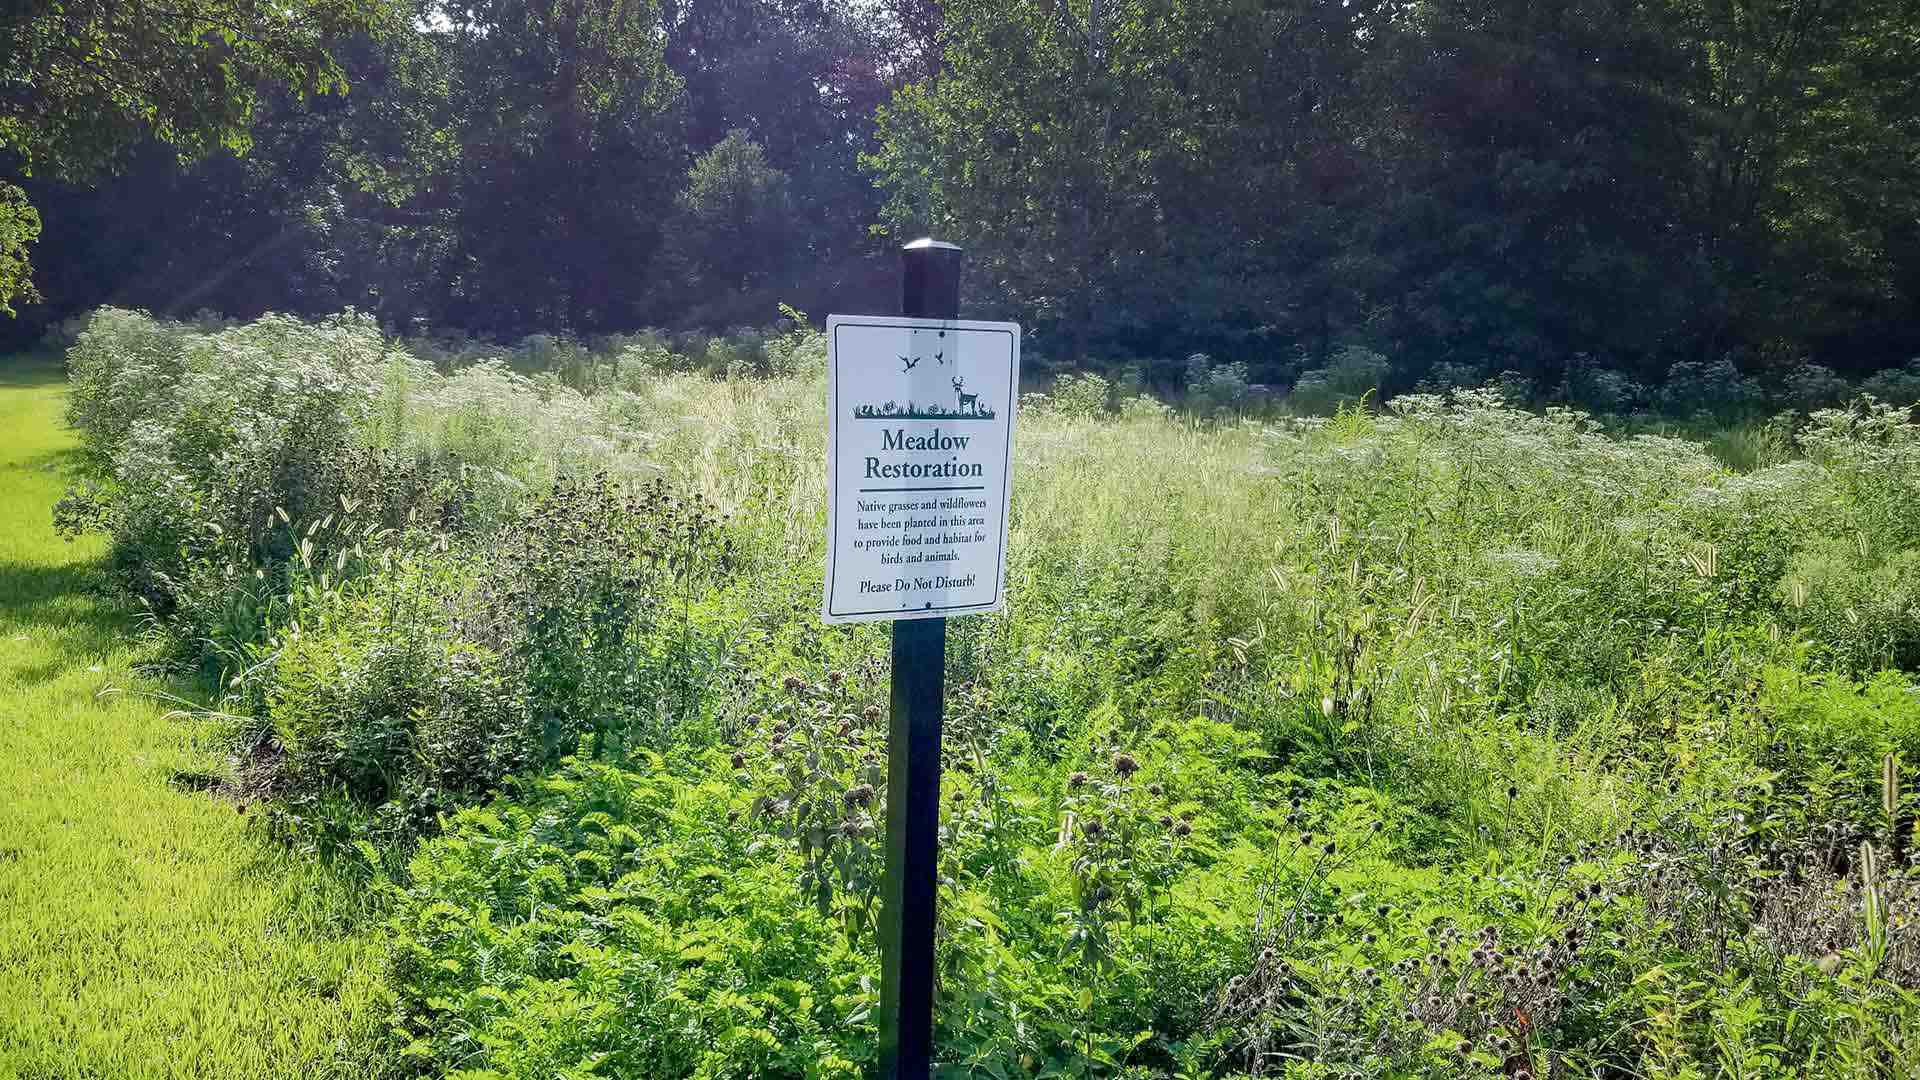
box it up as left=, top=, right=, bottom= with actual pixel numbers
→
left=851, top=376, right=997, bottom=420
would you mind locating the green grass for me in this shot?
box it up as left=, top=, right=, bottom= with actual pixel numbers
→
left=0, top=355, right=387, bottom=1080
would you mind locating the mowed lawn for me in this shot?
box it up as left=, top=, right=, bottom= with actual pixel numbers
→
left=0, top=357, right=387, bottom=1079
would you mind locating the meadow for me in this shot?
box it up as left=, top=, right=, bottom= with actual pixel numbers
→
left=10, top=308, right=1920, bottom=1078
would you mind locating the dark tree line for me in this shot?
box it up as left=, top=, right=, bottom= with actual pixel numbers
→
left=5, top=0, right=1919, bottom=401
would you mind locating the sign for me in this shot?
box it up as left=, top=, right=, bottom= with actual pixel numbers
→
left=824, top=313, right=1020, bottom=623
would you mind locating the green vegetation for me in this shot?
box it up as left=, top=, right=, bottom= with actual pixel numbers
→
left=0, top=354, right=386, bottom=1079
left=44, top=310, right=1920, bottom=1077
left=11, top=0, right=1920, bottom=407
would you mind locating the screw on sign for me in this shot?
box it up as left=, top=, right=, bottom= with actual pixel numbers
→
left=823, top=239, right=1019, bottom=1078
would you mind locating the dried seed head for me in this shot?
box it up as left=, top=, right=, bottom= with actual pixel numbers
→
left=1068, top=771, right=1089, bottom=790
left=783, top=675, right=804, bottom=691
left=1147, top=783, right=1164, bottom=796
left=1111, top=752, right=1140, bottom=777
left=1174, top=820, right=1193, bottom=837
left=1082, top=818, right=1104, bottom=837
left=843, top=783, right=876, bottom=808
left=827, top=670, right=845, bottom=686
left=863, top=704, right=881, bottom=721
left=730, top=751, right=746, bottom=770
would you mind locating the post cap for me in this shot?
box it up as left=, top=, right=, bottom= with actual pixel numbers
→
left=902, top=237, right=961, bottom=251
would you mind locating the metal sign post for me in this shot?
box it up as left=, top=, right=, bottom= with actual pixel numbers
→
left=822, top=239, right=1019, bottom=1078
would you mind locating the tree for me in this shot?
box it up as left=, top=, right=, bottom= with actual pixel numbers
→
left=0, top=0, right=395, bottom=312
left=658, top=129, right=795, bottom=313
left=0, top=183, right=37, bottom=316
left=869, top=0, right=1381, bottom=368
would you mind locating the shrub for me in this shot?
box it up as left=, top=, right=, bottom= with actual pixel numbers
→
left=1781, top=361, right=1853, bottom=412
left=474, top=475, right=733, bottom=760
left=1289, top=346, right=1389, bottom=415
left=1860, top=360, right=1920, bottom=407
left=1184, top=354, right=1251, bottom=415
left=1653, top=354, right=1765, bottom=419
left=254, top=554, right=531, bottom=859
left=1039, top=370, right=1114, bottom=419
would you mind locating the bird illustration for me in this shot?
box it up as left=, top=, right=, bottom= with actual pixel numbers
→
left=900, top=355, right=919, bottom=372
left=934, top=351, right=945, bottom=364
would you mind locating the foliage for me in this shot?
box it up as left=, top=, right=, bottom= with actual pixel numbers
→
left=1287, top=347, right=1386, bottom=416
left=50, top=311, right=1920, bottom=1076
left=660, top=131, right=798, bottom=305
left=0, top=0, right=398, bottom=316
left=0, top=182, right=39, bottom=316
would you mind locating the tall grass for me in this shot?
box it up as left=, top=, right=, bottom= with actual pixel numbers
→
left=47, top=310, right=1920, bottom=1077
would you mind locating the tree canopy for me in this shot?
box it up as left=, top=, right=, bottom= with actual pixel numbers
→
left=6, top=0, right=1919, bottom=405
left=0, top=0, right=397, bottom=309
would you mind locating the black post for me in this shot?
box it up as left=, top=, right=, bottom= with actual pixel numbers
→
left=879, top=238, right=961, bottom=1080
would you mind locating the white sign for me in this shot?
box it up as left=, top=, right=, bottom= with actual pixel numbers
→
left=823, top=314, right=1020, bottom=623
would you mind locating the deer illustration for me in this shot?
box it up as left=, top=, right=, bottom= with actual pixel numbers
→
left=952, top=376, right=979, bottom=415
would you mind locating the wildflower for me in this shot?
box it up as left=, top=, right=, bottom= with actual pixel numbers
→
left=843, top=783, right=876, bottom=808
left=864, top=704, right=881, bottom=721
left=1160, top=815, right=1175, bottom=828
left=1082, top=818, right=1104, bottom=838
left=1147, top=783, right=1164, bottom=796
left=783, top=675, right=804, bottom=691
left=730, top=751, right=747, bottom=770
left=1322, top=840, right=1336, bottom=855
left=1111, top=752, right=1140, bottom=777
left=828, top=670, right=845, bottom=686
left=1068, top=771, right=1089, bottom=790
left=1173, top=820, right=1193, bottom=837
